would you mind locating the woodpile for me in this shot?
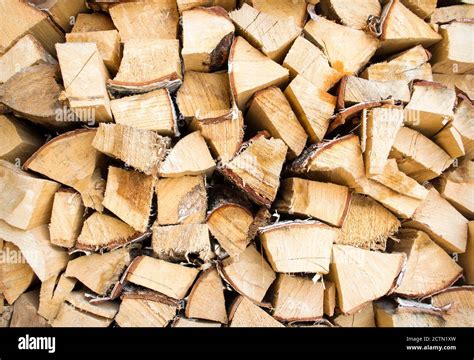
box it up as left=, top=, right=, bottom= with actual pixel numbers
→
left=0, top=0, right=472, bottom=329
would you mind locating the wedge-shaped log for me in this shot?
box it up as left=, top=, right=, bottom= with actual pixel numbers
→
left=276, top=178, right=351, bottom=227
left=29, top=0, right=88, bottom=32
left=71, top=13, right=115, bottom=33
left=260, top=221, right=337, bottom=274
left=0, top=159, right=59, bottom=230
left=244, top=0, right=307, bottom=27
left=159, top=131, right=215, bottom=177
left=49, top=189, right=84, bottom=248
left=431, top=287, right=474, bottom=327
left=433, top=124, right=465, bottom=159
left=220, top=245, right=276, bottom=303
left=459, top=222, right=474, bottom=284
left=177, top=0, right=236, bottom=12
left=340, top=77, right=411, bottom=106
left=329, top=245, right=406, bottom=314
left=431, top=4, right=474, bottom=24
left=92, top=124, right=171, bottom=176
left=229, top=36, right=289, bottom=110
left=400, top=0, right=437, bottom=19
left=38, top=274, right=76, bottom=321
left=66, top=291, right=119, bottom=320
left=56, top=42, right=112, bottom=123
left=320, top=0, right=381, bottom=29
left=375, top=300, right=446, bottom=327
left=126, top=256, right=199, bottom=300
left=220, top=135, right=287, bottom=207
left=304, top=15, right=379, bottom=75
left=51, top=302, right=113, bottom=327
left=333, top=302, right=376, bottom=327
left=185, top=267, right=227, bottom=324
left=182, top=6, right=234, bottom=72
left=229, top=296, right=283, bottom=327
left=10, top=291, right=50, bottom=327
left=452, top=97, right=474, bottom=160
left=110, top=89, right=178, bottom=136
left=103, top=166, right=154, bottom=232
left=404, top=188, right=468, bottom=254
left=394, top=229, right=462, bottom=298
left=24, top=129, right=106, bottom=211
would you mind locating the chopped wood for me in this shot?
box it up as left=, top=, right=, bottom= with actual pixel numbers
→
left=92, top=124, right=171, bottom=176
left=229, top=3, right=301, bottom=62
left=127, top=256, right=199, bottom=300
left=433, top=73, right=474, bottom=100
left=320, top=0, right=381, bottom=29
left=49, top=189, right=84, bottom=248
left=271, top=274, right=324, bottom=322
left=260, top=221, right=337, bottom=274
left=400, top=0, right=437, bottom=19
left=51, top=302, right=112, bottom=327
left=152, top=223, right=213, bottom=263
left=24, top=129, right=106, bottom=210
left=110, top=89, right=178, bottom=136
left=28, top=0, right=88, bottom=32
left=431, top=4, right=474, bottom=24
left=433, top=124, right=466, bottom=158
left=173, top=317, right=221, bottom=327
left=71, top=12, right=115, bottom=33
left=0, top=34, right=56, bottom=84
left=229, top=295, right=284, bottom=327
left=177, top=0, right=236, bottom=12
left=156, top=175, right=207, bottom=226
left=394, top=229, right=462, bottom=298
left=285, top=75, right=337, bottom=143
left=333, top=302, right=376, bottom=327
left=220, top=245, right=276, bottom=303
left=244, top=0, right=307, bottom=27
left=283, top=36, right=343, bottom=91
left=324, top=281, right=336, bottom=317
left=66, top=291, right=119, bottom=319
left=56, top=42, right=113, bottom=123
left=159, top=131, right=216, bottom=177
left=103, top=166, right=154, bottom=232
left=340, top=77, right=411, bottom=106
left=108, top=39, right=182, bottom=96
left=75, top=212, right=144, bottom=252
left=182, top=6, right=234, bottom=72
left=220, top=135, right=287, bottom=207
left=452, top=97, right=474, bottom=160
left=431, top=287, right=474, bottom=327
left=38, top=273, right=76, bottom=321
left=275, top=178, right=351, bottom=227
left=109, top=1, right=179, bottom=42
left=329, top=245, right=406, bottom=314
left=185, top=267, right=227, bottom=324
left=337, top=194, right=400, bottom=251
left=246, top=86, right=307, bottom=159
left=390, top=127, right=454, bottom=183
left=10, top=291, right=49, bottom=327
left=403, top=188, right=468, bottom=254
left=65, top=247, right=131, bottom=295
left=115, top=295, right=177, bottom=328
left=374, top=300, right=446, bottom=327
left=459, top=222, right=474, bottom=284
left=229, top=36, right=289, bottom=110
left=304, top=15, right=379, bottom=75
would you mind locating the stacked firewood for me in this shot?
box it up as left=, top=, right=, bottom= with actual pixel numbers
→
left=0, top=0, right=473, bottom=328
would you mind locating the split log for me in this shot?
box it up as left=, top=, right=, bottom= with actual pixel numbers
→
left=228, top=36, right=289, bottom=110
left=173, top=318, right=221, bottom=327
left=0, top=221, right=69, bottom=281
left=246, top=86, right=307, bottom=159
left=431, top=4, right=474, bottom=24
left=271, top=274, right=324, bottom=322
left=65, top=247, right=131, bottom=295
left=0, top=34, right=56, bottom=84
left=110, top=89, right=178, bottom=136
left=324, top=281, right=336, bottom=317
left=71, top=12, right=115, bottom=33
left=390, top=127, right=453, bottom=183
left=109, top=1, right=179, bottom=41
left=0, top=158, right=59, bottom=230
left=430, top=21, right=474, bottom=75
left=65, top=292, right=118, bottom=322
left=433, top=74, right=474, bottom=101
left=275, top=178, right=351, bottom=227
left=152, top=223, right=213, bottom=264
left=159, top=131, right=216, bottom=177
left=0, top=0, right=64, bottom=55
left=333, top=302, right=376, bottom=327
left=126, top=256, right=199, bottom=300
left=459, top=222, right=474, bottom=284
left=92, top=124, right=171, bottom=176
left=361, top=45, right=433, bottom=83
left=49, top=189, right=84, bottom=248
left=10, top=291, right=49, bottom=327
left=229, top=295, right=283, bottom=327
left=283, top=36, right=342, bottom=91
left=38, top=273, right=76, bottom=321
left=108, top=39, right=182, bottom=96
left=433, top=124, right=465, bottom=158
left=185, top=267, right=227, bottom=323
left=51, top=302, right=112, bottom=327
left=156, top=175, right=207, bottom=226
left=394, top=229, right=462, bottom=298
left=400, top=0, right=437, bottom=19
left=259, top=221, right=337, bottom=274
left=284, top=75, right=337, bottom=143
left=229, top=3, right=301, bottom=62
left=329, top=245, right=406, bottom=314
left=0, top=242, right=35, bottom=304
left=177, top=71, right=232, bottom=122
left=56, top=42, right=113, bottom=123
left=75, top=212, right=145, bottom=252
left=103, top=166, right=154, bottom=232
left=320, top=0, right=381, bottom=29
left=403, top=188, right=468, bottom=254
left=182, top=6, right=234, bottom=72
left=336, top=194, right=400, bottom=251
left=220, top=245, right=275, bottom=303
left=376, top=0, right=442, bottom=55
left=374, top=300, right=446, bottom=327
left=65, top=30, right=121, bottom=74
left=24, top=129, right=106, bottom=210
left=304, top=15, right=379, bottom=75
left=243, top=0, right=307, bottom=27
left=220, top=135, right=287, bottom=207
left=28, top=0, right=88, bottom=32
left=115, top=294, right=177, bottom=327
left=438, top=160, right=474, bottom=219
left=177, top=0, right=236, bottom=12
left=452, top=97, right=474, bottom=160
left=431, top=287, right=474, bottom=327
